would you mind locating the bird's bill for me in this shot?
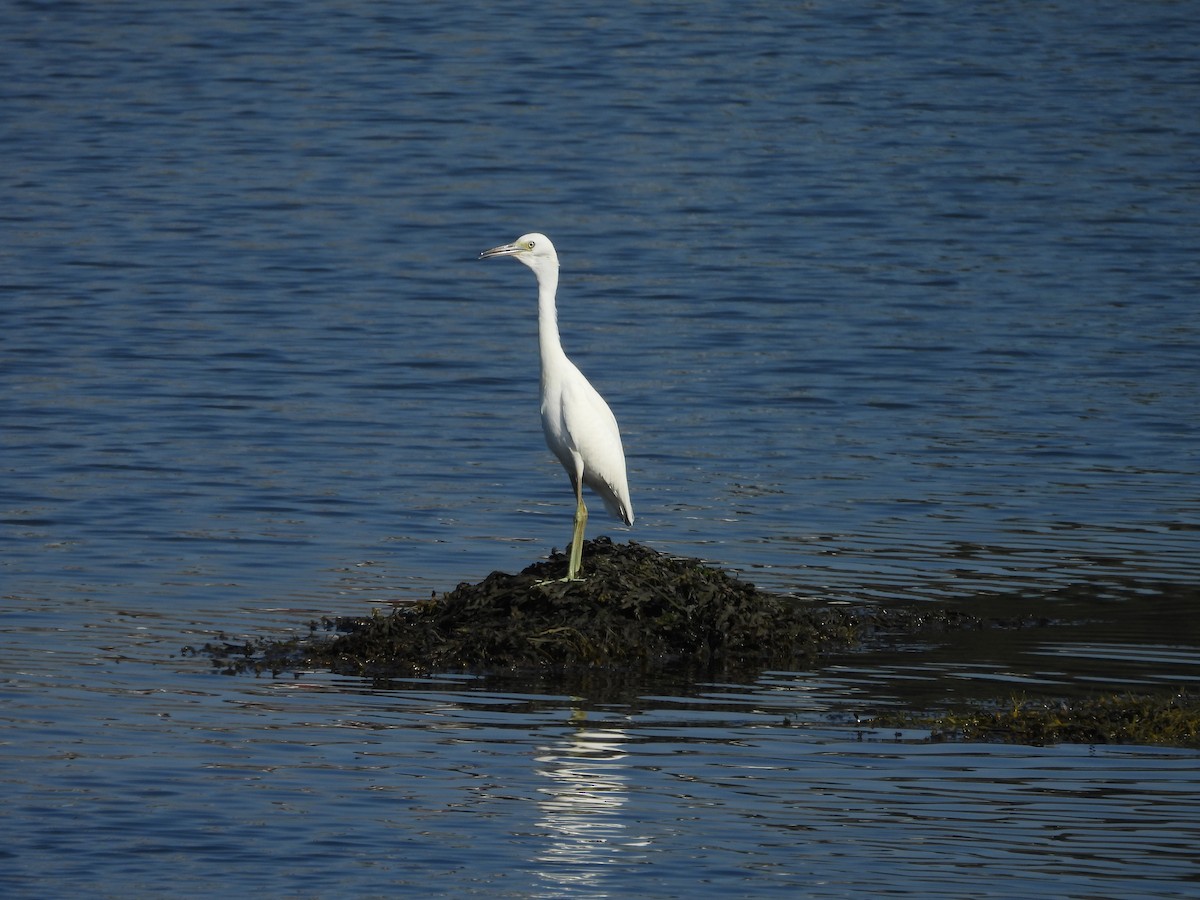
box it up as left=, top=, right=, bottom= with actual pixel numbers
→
left=479, top=242, right=521, bottom=260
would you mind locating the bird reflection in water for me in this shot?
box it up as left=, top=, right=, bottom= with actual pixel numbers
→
left=532, top=710, right=650, bottom=893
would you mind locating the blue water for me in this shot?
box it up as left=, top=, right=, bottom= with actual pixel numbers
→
left=3, top=1, right=1199, bottom=896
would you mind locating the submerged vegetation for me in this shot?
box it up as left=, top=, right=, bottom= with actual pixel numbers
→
left=193, top=538, right=1200, bottom=749
left=869, top=692, right=1200, bottom=749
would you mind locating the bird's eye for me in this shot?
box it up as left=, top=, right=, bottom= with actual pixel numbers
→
left=527, top=241, right=536, bottom=249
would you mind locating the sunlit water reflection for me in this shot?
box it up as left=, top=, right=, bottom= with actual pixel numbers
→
left=534, top=719, right=650, bottom=894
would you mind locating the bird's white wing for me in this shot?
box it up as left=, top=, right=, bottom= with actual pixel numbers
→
left=558, top=370, right=633, bottom=525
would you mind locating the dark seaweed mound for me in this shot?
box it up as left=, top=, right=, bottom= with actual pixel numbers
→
left=191, top=541, right=1200, bottom=747
left=326, top=538, right=845, bottom=673
left=199, top=538, right=985, bottom=677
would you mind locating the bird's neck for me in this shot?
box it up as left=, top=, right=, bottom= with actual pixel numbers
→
left=536, top=266, right=568, bottom=372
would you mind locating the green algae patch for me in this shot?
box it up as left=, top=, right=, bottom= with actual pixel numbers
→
left=869, top=692, right=1200, bottom=749
left=197, top=538, right=995, bottom=678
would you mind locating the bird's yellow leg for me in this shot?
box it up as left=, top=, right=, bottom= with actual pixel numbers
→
left=565, top=488, right=588, bottom=581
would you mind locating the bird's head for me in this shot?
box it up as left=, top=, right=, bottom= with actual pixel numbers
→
left=479, top=232, right=558, bottom=273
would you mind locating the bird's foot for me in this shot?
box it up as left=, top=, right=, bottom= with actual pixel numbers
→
left=534, top=575, right=585, bottom=587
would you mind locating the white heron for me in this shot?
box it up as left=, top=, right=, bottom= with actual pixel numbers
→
left=479, top=232, right=634, bottom=581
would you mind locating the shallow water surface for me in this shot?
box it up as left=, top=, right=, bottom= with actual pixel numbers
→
left=4, top=638, right=1200, bottom=898
left=3, top=0, right=1198, bottom=896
